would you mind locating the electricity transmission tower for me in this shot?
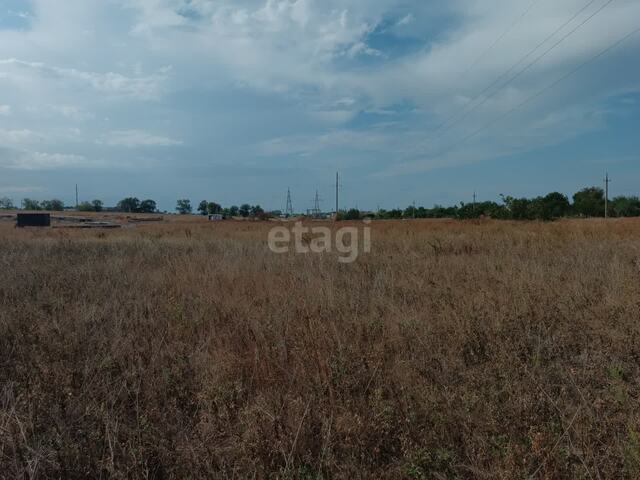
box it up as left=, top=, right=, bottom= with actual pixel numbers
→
left=285, top=188, right=294, bottom=217
left=312, top=190, right=322, bottom=218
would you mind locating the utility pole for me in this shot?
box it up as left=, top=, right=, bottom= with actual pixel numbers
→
left=313, top=190, right=321, bottom=218
left=335, top=171, right=339, bottom=217
left=604, top=172, right=611, bottom=219
left=413, top=200, right=416, bottom=219
left=75, top=184, right=79, bottom=209
left=473, top=191, right=477, bottom=213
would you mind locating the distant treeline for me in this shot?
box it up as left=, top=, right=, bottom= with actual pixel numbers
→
left=2, top=187, right=639, bottom=220
left=0, top=198, right=67, bottom=211
left=0, top=197, right=150, bottom=213
left=0, top=196, right=268, bottom=218
left=340, top=187, right=640, bottom=221
left=194, top=200, right=267, bottom=218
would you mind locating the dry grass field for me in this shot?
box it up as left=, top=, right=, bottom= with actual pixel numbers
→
left=1, top=216, right=640, bottom=479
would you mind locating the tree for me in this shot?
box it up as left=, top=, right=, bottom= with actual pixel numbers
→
left=78, top=200, right=104, bottom=212
left=197, top=200, right=208, bottom=215
left=539, top=192, right=570, bottom=220
left=139, top=199, right=157, bottom=213
left=403, top=205, right=417, bottom=218
left=388, top=209, right=403, bottom=219
left=503, top=196, right=532, bottom=220
left=250, top=205, right=264, bottom=217
left=344, top=208, right=361, bottom=220
left=375, top=209, right=388, bottom=219
left=229, top=205, right=239, bottom=217
left=207, top=202, right=222, bottom=215
left=502, top=192, right=569, bottom=221
left=117, top=197, right=141, bottom=213
left=239, top=204, right=251, bottom=217
left=426, top=205, right=459, bottom=218
left=457, top=202, right=478, bottom=219
left=526, top=197, right=546, bottom=220
left=611, top=196, right=640, bottom=217
left=78, top=201, right=95, bottom=212
left=22, top=198, right=41, bottom=210
left=573, top=187, right=605, bottom=217
left=0, top=197, right=14, bottom=209
left=91, top=199, right=104, bottom=212
left=176, top=199, right=192, bottom=214
left=41, top=199, right=64, bottom=211
left=458, top=201, right=508, bottom=220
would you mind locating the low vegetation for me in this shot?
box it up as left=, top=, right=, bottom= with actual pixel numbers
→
left=4, top=186, right=639, bottom=221
left=1, top=218, right=639, bottom=478
left=354, top=187, right=640, bottom=221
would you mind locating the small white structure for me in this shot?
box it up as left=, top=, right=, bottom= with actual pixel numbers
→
left=208, top=214, right=223, bottom=221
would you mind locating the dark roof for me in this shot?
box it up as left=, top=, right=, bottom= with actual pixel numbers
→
left=16, top=213, right=51, bottom=227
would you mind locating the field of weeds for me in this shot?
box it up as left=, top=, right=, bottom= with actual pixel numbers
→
left=1, top=217, right=640, bottom=479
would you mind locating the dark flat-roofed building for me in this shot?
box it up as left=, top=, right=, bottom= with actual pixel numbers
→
left=16, top=213, right=51, bottom=228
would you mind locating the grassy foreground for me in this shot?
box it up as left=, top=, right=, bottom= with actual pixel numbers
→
left=1, top=218, right=639, bottom=479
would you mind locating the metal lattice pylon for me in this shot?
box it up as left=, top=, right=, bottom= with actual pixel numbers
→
left=313, top=190, right=321, bottom=218
left=285, top=188, right=294, bottom=217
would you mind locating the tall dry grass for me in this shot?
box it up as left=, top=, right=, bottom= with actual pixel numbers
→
left=1, top=218, right=639, bottom=479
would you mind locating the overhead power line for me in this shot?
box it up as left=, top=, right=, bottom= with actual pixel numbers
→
left=463, top=0, right=542, bottom=76
left=435, top=0, right=616, bottom=139
left=435, top=0, right=601, bottom=136
left=431, top=24, right=640, bottom=164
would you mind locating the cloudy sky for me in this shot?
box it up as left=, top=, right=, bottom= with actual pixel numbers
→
left=0, top=0, right=639, bottom=211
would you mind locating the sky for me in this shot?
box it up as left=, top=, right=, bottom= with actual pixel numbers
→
left=0, top=0, right=639, bottom=212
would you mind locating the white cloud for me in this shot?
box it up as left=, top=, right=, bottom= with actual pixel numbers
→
left=23, top=104, right=93, bottom=121
left=7, top=10, right=30, bottom=20
left=259, top=129, right=400, bottom=157
left=308, top=109, right=358, bottom=125
left=25, top=152, right=86, bottom=170
left=0, top=127, right=84, bottom=145
left=0, top=59, right=170, bottom=100
left=396, top=14, right=415, bottom=27
left=344, top=42, right=384, bottom=59
left=0, top=105, right=11, bottom=116
left=0, top=150, right=86, bottom=170
left=113, top=1, right=640, bottom=101
left=51, top=105, right=93, bottom=121
left=98, top=130, right=183, bottom=147
left=0, top=185, right=45, bottom=194
left=0, top=129, right=40, bottom=143
left=0, top=0, right=638, bottom=187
